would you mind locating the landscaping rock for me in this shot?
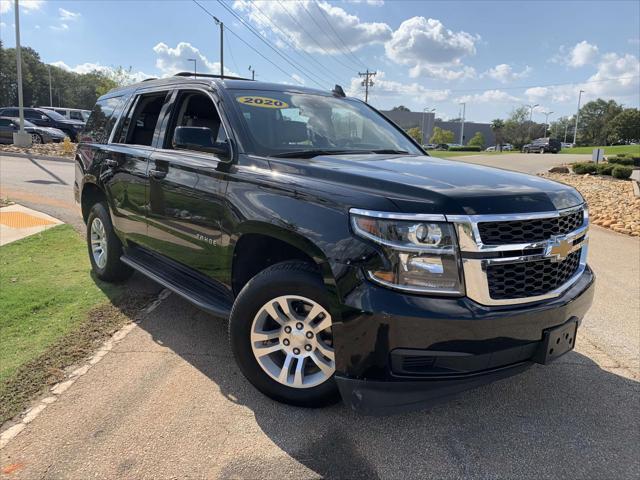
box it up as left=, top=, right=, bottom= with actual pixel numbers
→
left=0, top=142, right=76, bottom=159
left=549, top=166, right=570, bottom=174
left=541, top=172, right=640, bottom=237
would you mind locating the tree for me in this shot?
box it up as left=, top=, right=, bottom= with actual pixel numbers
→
left=406, top=127, right=423, bottom=144
left=392, top=105, right=410, bottom=112
left=501, top=107, right=545, bottom=148
left=491, top=119, right=504, bottom=148
left=468, top=132, right=485, bottom=148
left=577, top=99, right=623, bottom=145
left=430, top=126, right=455, bottom=144
left=549, top=116, right=574, bottom=142
left=607, top=108, right=640, bottom=144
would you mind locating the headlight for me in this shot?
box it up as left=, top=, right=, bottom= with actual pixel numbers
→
left=350, top=210, right=463, bottom=295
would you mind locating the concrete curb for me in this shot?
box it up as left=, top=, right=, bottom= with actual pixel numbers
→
left=632, top=180, right=640, bottom=199
left=0, top=289, right=172, bottom=450
left=0, top=151, right=74, bottom=164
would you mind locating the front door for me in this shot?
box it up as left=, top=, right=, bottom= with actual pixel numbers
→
left=145, top=89, right=231, bottom=285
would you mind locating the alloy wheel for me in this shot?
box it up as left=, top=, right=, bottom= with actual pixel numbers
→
left=90, top=217, right=108, bottom=269
left=31, top=134, right=42, bottom=144
left=250, top=295, right=335, bottom=389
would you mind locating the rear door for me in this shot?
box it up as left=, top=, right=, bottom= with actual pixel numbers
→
left=145, top=87, right=231, bottom=284
left=99, top=89, right=172, bottom=247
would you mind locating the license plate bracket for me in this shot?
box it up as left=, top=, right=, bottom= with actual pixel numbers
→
left=533, top=319, right=578, bottom=365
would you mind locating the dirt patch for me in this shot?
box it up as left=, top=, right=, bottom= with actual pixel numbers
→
left=542, top=172, right=640, bottom=236
left=0, top=293, right=153, bottom=424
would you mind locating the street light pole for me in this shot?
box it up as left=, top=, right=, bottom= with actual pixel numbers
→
left=572, top=90, right=584, bottom=146
left=48, top=65, right=53, bottom=106
left=188, top=58, right=197, bottom=77
left=459, top=103, right=466, bottom=145
left=212, top=16, right=224, bottom=78
left=526, top=103, right=539, bottom=141
left=13, top=0, right=31, bottom=147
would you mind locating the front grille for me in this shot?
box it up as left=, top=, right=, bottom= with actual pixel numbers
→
left=478, top=210, right=583, bottom=245
left=486, top=250, right=582, bottom=300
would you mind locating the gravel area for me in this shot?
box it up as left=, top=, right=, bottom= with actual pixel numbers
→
left=0, top=142, right=76, bottom=159
left=542, top=172, right=640, bottom=236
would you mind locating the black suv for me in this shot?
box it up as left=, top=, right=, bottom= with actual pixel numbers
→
left=522, top=137, right=562, bottom=153
left=75, top=74, right=594, bottom=414
left=0, top=107, right=84, bottom=141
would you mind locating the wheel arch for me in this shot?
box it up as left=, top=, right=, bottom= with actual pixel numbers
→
left=80, top=181, right=107, bottom=223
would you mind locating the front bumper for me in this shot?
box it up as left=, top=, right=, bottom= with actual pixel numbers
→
left=332, top=266, right=595, bottom=414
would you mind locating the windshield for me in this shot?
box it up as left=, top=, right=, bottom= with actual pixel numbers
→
left=229, top=89, right=421, bottom=157
left=42, top=110, right=67, bottom=121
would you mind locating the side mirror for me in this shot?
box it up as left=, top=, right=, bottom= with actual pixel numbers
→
left=173, top=126, right=230, bottom=160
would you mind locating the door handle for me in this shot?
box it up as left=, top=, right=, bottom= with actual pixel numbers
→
left=149, top=169, right=167, bottom=180
left=105, top=159, right=118, bottom=168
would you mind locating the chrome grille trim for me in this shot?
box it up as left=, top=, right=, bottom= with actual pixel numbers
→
left=446, top=204, right=589, bottom=306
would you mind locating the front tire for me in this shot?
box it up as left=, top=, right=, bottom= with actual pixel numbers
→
left=86, top=202, right=132, bottom=282
left=229, top=261, right=339, bottom=407
left=31, top=133, right=43, bottom=144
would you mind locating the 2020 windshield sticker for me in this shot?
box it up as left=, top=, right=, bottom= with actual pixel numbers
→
left=236, top=96, right=289, bottom=109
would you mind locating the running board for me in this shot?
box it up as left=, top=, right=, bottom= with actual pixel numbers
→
left=121, top=248, right=232, bottom=318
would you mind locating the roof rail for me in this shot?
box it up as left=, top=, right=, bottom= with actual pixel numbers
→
left=173, top=72, right=254, bottom=81
left=142, top=77, right=158, bottom=82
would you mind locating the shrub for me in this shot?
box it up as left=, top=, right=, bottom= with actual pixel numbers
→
left=448, top=146, right=482, bottom=152
left=572, top=162, right=597, bottom=174
left=612, top=166, right=633, bottom=179
left=596, top=163, right=614, bottom=175
left=608, top=156, right=634, bottom=166
left=614, top=153, right=627, bottom=158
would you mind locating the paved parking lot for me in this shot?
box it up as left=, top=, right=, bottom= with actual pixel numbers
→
left=1, top=153, right=638, bottom=479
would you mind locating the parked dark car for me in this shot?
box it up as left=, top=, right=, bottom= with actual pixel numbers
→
left=75, top=74, right=594, bottom=414
left=0, top=116, right=66, bottom=144
left=434, top=143, right=449, bottom=150
left=0, top=107, right=84, bottom=141
left=522, top=137, right=562, bottom=153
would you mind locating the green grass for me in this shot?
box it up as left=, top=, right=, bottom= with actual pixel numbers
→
left=0, top=225, right=123, bottom=385
left=560, top=145, right=640, bottom=156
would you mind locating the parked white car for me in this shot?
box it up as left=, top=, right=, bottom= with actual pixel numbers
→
left=40, top=107, right=90, bottom=123
left=561, top=142, right=574, bottom=149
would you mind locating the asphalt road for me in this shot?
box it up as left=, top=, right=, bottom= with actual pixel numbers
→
left=439, top=152, right=590, bottom=175
left=1, top=153, right=638, bottom=479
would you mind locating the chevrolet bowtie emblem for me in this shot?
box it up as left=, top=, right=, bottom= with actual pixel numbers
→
left=548, top=237, right=572, bottom=261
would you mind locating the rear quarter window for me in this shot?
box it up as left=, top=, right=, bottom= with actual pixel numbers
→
left=82, top=96, right=127, bottom=144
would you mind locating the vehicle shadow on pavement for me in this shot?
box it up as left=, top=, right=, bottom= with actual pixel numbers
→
left=138, top=293, right=639, bottom=480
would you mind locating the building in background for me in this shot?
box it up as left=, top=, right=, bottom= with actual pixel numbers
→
left=381, top=110, right=496, bottom=146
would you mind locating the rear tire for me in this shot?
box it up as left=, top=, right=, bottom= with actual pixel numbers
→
left=229, top=261, right=340, bottom=407
left=86, top=202, right=132, bottom=282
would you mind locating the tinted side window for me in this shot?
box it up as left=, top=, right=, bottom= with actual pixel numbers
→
left=70, top=111, right=84, bottom=121
left=24, top=110, right=41, bottom=120
left=3, top=109, right=19, bottom=117
left=83, top=96, right=126, bottom=144
left=120, top=92, right=168, bottom=147
left=0, top=119, right=12, bottom=127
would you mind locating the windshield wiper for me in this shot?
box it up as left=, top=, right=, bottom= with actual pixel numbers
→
left=271, top=149, right=369, bottom=158
left=370, top=149, right=409, bottom=154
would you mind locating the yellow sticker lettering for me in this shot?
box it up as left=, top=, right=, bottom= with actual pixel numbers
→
left=237, top=96, right=289, bottom=109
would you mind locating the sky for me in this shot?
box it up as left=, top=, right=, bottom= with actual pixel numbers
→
left=1, top=0, right=639, bottom=123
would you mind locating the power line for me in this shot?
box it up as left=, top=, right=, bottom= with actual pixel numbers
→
left=192, top=0, right=306, bottom=86
left=275, top=0, right=355, bottom=74
left=215, top=0, right=329, bottom=89
left=246, top=0, right=338, bottom=86
left=313, top=0, right=368, bottom=70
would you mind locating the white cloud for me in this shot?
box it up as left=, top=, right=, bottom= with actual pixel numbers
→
left=346, top=70, right=451, bottom=103
left=483, top=64, right=532, bottom=83
left=59, top=8, right=80, bottom=21
left=1, top=0, right=44, bottom=14
left=527, top=51, right=640, bottom=104
left=346, top=0, right=385, bottom=5
left=411, top=64, right=476, bottom=81
left=52, top=61, right=152, bottom=83
left=385, top=17, right=478, bottom=79
left=50, top=23, right=69, bottom=32
left=152, top=41, right=238, bottom=77
left=456, top=89, right=520, bottom=105
left=291, top=73, right=305, bottom=85
left=568, top=41, right=599, bottom=68
left=233, top=0, right=391, bottom=55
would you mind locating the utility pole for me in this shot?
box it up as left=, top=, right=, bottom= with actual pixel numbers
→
left=572, top=90, right=584, bottom=146
left=525, top=103, right=539, bottom=141
left=358, top=70, right=376, bottom=103
left=564, top=120, right=570, bottom=143
left=459, top=102, right=466, bottom=145
left=211, top=16, right=224, bottom=78
left=188, top=58, right=197, bottom=77
left=13, top=0, right=31, bottom=147
left=248, top=65, right=255, bottom=80
left=48, top=65, right=53, bottom=106
left=542, top=110, right=554, bottom=137
left=421, top=107, right=435, bottom=145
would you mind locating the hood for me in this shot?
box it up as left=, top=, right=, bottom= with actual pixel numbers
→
left=268, top=154, right=584, bottom=215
